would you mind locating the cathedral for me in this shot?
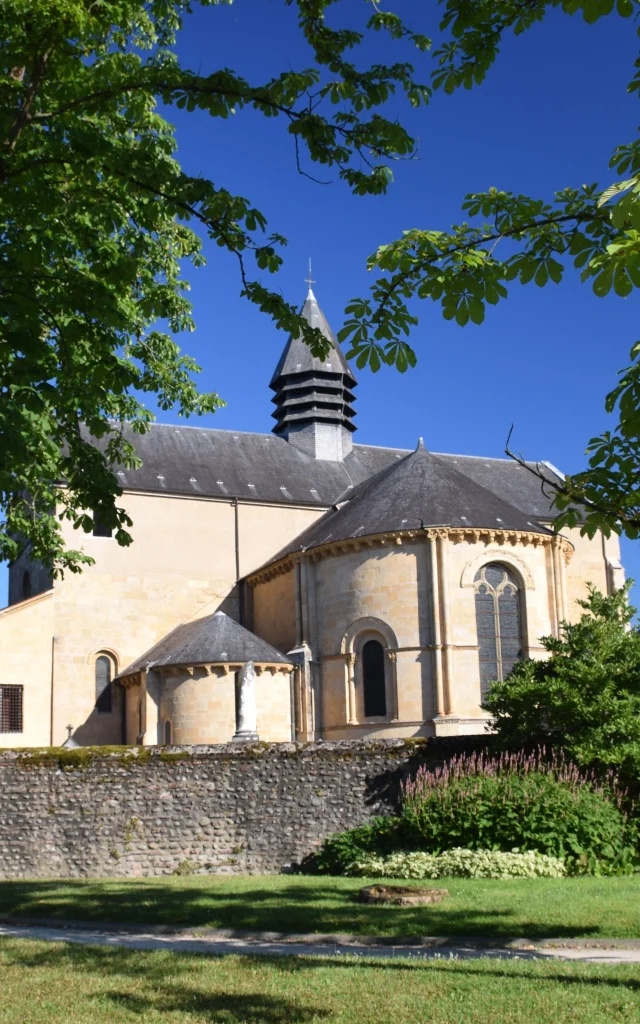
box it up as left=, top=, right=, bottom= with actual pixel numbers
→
left=0, top=288, right=625, bottom=748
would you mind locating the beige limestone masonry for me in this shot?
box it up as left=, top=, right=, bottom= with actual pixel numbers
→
left=3, top=491, right=324, bottom=747
left=122, top=662, right=292, bottom=745
left=0, top=479, right=624, bottom=749
left=0, top=591, right=53, bottom=747
left=252, top=569, right=297, bottom=655
left=250, top=526, right=621, bottom=742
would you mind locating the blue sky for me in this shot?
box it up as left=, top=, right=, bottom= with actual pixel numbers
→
left=3, top=1, right=640, bottom=605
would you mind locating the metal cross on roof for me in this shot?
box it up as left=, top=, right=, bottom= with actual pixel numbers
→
left=304, top=258, right=315, bottom=288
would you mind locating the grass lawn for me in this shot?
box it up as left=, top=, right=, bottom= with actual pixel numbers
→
left=1, top=875, right=640, bottom=938
left=1, top=937, right=640, bottom=1023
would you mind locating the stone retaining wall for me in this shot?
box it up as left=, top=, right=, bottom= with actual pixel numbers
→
left=0, top=738, right=484, bottom=878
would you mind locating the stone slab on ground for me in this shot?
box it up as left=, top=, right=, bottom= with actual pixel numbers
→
left=358, top=884, right=450, bottom=907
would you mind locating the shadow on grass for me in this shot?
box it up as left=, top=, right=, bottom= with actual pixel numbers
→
left=100, top=989, right=327, bottom=1023
left=3, top=942, right=328, bottom=1023
left=0, top=878, right=624, bottom=940
left=4, top=941, right=640, bottom=1000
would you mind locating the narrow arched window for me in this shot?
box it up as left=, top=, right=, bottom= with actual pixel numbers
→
left=474, top=563, right=524, bottom=696
left=22, top=571, right=31, bottom=600
left=95, top=655, right=113, bottom=714
left=362, top=639, right=387, bottom=717
left=164, top=720, right=172, bottom=745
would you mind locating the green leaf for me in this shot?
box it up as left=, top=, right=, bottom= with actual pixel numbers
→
left=614, top=267, right=633, bottom=297
left=593, top=266, right=614, bottom=297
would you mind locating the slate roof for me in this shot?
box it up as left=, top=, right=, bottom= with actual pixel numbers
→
left=117, top=610, right=292, bottom=678
left=264, top=440, right=553, bottom=563
left=85, top=421, right=562, bottom=518
left=269, top=288, right=356, bottom=386
left=270, top=288, right=357, bottom=436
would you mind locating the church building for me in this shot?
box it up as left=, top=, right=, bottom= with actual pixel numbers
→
left=0, top=288, right=625, bottom=748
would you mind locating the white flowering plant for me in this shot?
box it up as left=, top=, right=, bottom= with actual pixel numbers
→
left=348, top=847, right=566, bottom=880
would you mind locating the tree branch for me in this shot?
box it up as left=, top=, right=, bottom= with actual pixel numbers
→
left=504, top=425, right=640, bottom=532
left=1, top=38, right=57, bottom=178
left=374, top=208, right=608, bottom=321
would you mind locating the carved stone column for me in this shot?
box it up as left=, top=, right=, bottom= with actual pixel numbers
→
left=345, top=652, right=357, bottom=725
left=233, top=660, right=259, bottom=741
left=429, top=534, right=445, bottom=717
left=287, top=643, right=312, bottom=739
left=438, top=534, right=454, bottom=716
left=385, top=649, right=399, bottom=721
left=552, top=539, right=566, bottom=628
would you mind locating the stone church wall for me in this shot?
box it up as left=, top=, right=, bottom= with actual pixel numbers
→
left=0, top=738, right=483, bottom=879
left=41, top=492, right=324, bottom=747
left=0, top=591, right=54, bottom=748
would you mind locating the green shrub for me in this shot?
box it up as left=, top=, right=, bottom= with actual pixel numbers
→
left=313, top=816, right=404, bottom=875
left=348, top=848, right=566, bottom=880
left=483, top=584, right=640, bottom=785
left=311, top=749, right=638, bottom=876
left=401, top=749, right=637, bottom=873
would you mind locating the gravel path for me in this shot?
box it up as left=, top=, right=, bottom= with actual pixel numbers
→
left=2, top=922, right=640, bottom=964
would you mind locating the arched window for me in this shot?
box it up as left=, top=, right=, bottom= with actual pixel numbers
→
left=22, top=571, right=31, bottom=600
left=362, top=639, right=387, bottom=717
left=164, top=720, right=172, bottom=745
left=95, top=654, right=113, bottom=714
left=474, top=563, right=524, bottom=696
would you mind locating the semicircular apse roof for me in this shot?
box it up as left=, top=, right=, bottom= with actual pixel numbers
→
left=117, top=611, right=292, bottom=678
left=263, top=440, right=553, bottom=564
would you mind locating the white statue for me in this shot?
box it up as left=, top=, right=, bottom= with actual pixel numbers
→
left=233, top=660, right=259, bottom=741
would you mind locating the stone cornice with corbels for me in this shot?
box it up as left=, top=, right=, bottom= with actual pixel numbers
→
left=117, top=661, right=292, bottom=687
left=246, top=527, right=574, bottom=587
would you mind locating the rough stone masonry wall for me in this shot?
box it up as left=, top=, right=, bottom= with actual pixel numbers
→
left=0, top=738, right=483, bottom=879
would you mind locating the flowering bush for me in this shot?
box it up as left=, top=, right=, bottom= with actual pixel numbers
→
left=348, top=848, right=566, bottom=880
left=308, top=749, right=638, bottom=877
left=401, top=749, right=637, bottom=872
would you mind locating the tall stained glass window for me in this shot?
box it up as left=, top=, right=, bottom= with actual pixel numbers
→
left=473, top=563, right=524, bottom=697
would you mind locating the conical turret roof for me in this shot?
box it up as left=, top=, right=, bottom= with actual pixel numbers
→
left=117, top=610, right=292, bottom=677
left=267, top=440, right=552, bottom=560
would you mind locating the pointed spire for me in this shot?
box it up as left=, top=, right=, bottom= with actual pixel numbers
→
left=269, top=288, right=354, bottom=385
left=269, top=286, right=357, bottom=461
left=304, top=257, right=316, bottom=296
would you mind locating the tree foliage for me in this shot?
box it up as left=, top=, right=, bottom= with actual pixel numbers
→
left=6, top=0, right=640, bottom=572
left=338, top=0, right=640, bottom=539
left=507, top=343, right=640, bottom=539
left=0, top=0, right=429, bottom=573
left=483, top=583, right=640, bottom=784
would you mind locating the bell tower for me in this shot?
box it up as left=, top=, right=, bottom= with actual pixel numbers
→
left=269, top=281, right=357, bottom=461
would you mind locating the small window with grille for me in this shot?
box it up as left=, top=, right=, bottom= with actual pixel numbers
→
left=0, top=686, right=23, bottom=733
left=95, top=655, right=113, bottom=713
